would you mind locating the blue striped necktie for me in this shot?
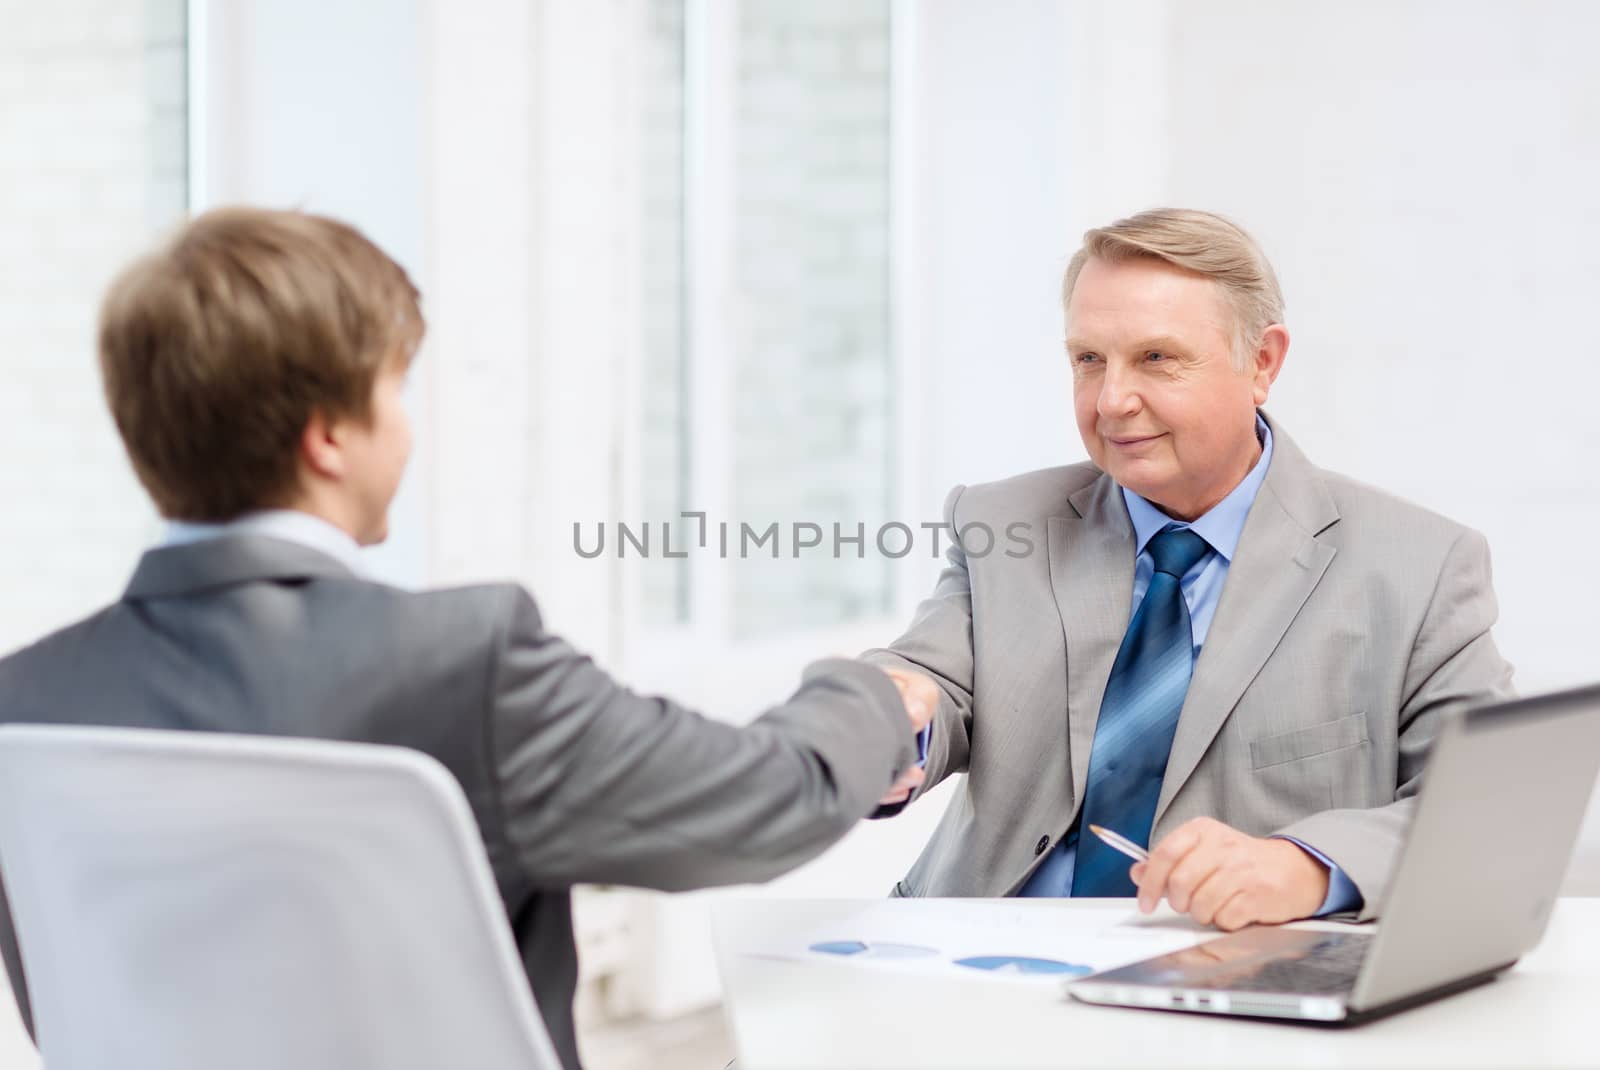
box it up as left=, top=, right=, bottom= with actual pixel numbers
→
left=1070, top=524, right=1212, bottom=897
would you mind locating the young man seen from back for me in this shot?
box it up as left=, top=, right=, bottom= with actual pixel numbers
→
left=0, top=208, right=936, bottom=1070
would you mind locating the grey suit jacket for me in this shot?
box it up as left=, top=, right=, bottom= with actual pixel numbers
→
left=866, top=413, right=1514, bottom=919
left=0, top=536, right=917, bottom=1070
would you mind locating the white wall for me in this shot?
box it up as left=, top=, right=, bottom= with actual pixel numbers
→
left=909, top=0, right=1078, bottom=501
left=0, top=0, right=186, bottom=655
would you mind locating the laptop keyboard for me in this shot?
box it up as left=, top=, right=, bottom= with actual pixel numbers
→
left=1209, top=932, right=1371, bottom=995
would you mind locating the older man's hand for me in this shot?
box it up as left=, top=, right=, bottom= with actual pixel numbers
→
left=876, top=666, right=939, bottom=805
left=882, top=666, right=938, bottom=734
left=1130, top=817, right=1328, bottom=929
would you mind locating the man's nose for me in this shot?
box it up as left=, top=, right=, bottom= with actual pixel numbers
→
left=1097, top=364, right=1142, bottom=418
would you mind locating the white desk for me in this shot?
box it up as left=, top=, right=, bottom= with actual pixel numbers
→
left=0, top=966, right=35, bottom=1070
left=713, top=897, right=1600, bottom=1068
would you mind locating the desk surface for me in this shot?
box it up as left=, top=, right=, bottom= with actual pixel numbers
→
left=713, top=897, right=1600, bottom=1069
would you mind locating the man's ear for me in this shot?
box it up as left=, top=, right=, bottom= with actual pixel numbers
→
left=299, top=409, right=346, bottom=482
left=1250, top=324, right=1289, bottom=406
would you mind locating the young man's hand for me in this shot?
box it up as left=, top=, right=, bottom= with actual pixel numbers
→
left=876, top=666, right=938, bottom=805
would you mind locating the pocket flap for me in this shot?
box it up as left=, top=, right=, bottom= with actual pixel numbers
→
left=1249, top=712, right=1370, bottom=769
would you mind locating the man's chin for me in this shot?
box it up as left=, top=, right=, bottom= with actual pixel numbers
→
left=1099, top=457, right=1167, bottom=493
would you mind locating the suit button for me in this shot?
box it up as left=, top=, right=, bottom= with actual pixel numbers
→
left=1035, top=835, right=1050, bottom=856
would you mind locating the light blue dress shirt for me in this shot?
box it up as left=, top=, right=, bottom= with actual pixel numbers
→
left=1014, top=415, right=1362, bottom=916
left=163, top=509, right=365, bottom=573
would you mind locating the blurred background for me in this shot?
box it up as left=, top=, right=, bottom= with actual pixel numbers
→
left=2, top=1, right=1597, bottom=1067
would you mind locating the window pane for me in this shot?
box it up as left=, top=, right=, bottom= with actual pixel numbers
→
left=0, top=0, right=188, bottom=652
left=637, top=0, right=690, bottom=628
left=729, top=0, right=893, bottom=637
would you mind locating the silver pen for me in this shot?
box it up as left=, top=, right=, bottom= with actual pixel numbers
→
left=1088, top=823, right=1149, bottom=863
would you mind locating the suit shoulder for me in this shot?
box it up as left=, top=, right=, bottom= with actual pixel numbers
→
left=1313, top=467, right=1481, bottom=549
left=0, top=605, right=118, bottom=683
left=380, top=581, right=540, bottom=638
left=954, top=461, right=1103, bottom=520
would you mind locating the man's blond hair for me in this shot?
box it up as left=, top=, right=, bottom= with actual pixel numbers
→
left=1062, top=208, right=1284, bottom=371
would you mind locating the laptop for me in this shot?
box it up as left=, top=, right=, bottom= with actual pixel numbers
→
left=1067, top=683, right=1600, bottom=1024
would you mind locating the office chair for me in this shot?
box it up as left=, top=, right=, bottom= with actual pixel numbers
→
left=0, top=725, right=562, bottom=1070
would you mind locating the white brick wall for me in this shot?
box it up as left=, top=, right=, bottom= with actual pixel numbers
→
left=0, top=0, right=187, bottom=656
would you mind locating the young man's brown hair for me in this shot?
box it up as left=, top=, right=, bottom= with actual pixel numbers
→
left=98, top=207, right=425, bottom=521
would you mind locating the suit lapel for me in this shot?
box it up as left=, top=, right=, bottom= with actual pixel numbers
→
left=1154, top=418, right=1340, bottom=824
left=1048, top=475, right=1136, bottom=817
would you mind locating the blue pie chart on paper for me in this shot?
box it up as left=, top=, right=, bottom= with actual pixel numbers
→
left=809, top=941, right=939, bottom=959
left=953, top=955, right=1093, bottom=976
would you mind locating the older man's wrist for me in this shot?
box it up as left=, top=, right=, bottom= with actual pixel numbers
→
left=1275, top=835, right=1364, bottom=917
left=1269, top=837, right=1332, bottom=918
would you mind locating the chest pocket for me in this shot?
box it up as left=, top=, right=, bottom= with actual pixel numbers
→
left=1250, top=711, right=1370, bottom=768
left=1248, top=712, right=1373, bottom=814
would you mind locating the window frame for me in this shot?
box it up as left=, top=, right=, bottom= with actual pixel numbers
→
left=616, top=0, right=931, bottom=719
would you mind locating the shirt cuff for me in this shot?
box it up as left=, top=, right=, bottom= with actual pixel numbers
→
left=914, top=725, right=930, bottom=767
left=1277, top=836, right=1364, bottom=917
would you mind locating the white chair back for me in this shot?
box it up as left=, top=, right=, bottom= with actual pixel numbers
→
left=0, top=725, right=562, bottom=1070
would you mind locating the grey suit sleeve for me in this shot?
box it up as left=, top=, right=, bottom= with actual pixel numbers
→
left=485, top=588, right=918, bottom=891
left=1274, top=529, right=1515, bottom=919
left=861, top=484, right=977, bottom=817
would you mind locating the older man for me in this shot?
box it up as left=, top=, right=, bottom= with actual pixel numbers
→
left=869, top=208, right=1513, bottom=927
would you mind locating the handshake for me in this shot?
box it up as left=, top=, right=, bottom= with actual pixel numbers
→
left=878, top=666, right=940, bottom=807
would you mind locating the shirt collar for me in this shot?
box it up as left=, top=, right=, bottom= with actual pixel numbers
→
left=162, top=510, right=365, bottom=575
left=1121, top=413, right=1274, bottom=564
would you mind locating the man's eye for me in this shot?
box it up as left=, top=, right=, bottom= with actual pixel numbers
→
left=1074, top=352, right=1101, bottom=364
left=1146, top=351, right=1167, bottom=362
